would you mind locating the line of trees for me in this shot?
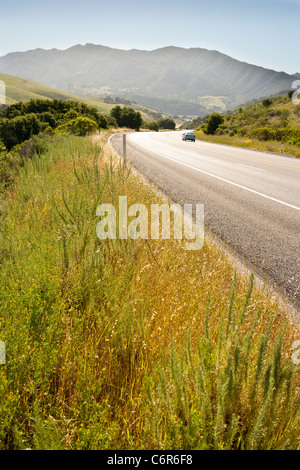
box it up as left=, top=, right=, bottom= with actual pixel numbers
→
left=144, top=118, right=176, bottom=131
left=0, top=99, right=110, bottom=150
left=109, top=106, right=176, bottom=132
left=0, top=98, right=176, bottom=195
left=0, top=99, right=177, bottom=152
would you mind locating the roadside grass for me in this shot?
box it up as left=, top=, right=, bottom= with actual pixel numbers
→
left=195, top=131, right=300, bottom=158
left=0, top=133, right=299, bottom=450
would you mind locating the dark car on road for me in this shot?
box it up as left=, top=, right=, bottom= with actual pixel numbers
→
left=182, top=131, right=196, bottom=142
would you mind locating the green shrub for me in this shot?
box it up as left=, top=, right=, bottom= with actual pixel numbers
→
left=0, top=99, right=109, bottom=148
left=279, top=127, right=300, bottom=145
left=110, top=106, right=142, bottom=130
left=66, top=116, right=98, bottom=136
left=0, top=114, right=42, bottom=150
left=144, top=121, right=160, bottom=131
left=0, top=148, right=21, bottom=193
left=249, top=127, right=277, bottom=141
left=262, top=99, right=272, bottom=107
left=0, top=136, right=50, bottom=194
left=204, top=113, right=224, bottom=135
left=158, top=118, right=176, bottom=130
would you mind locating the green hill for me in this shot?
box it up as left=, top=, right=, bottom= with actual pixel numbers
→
left=224, top=94, right=300, bottom=137
left=0, top=73, right=163, bottom=122
left=189, top=94, right=300, bottom=157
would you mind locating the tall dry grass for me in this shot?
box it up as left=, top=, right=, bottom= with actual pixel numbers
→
left=0, top=133, right=299, bottom=450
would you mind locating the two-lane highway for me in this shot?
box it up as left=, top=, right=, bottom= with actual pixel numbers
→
left=110, top=131, right=300, bottom=311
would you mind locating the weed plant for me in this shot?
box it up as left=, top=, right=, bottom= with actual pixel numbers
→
left=0, top=134, right=299, bottom=449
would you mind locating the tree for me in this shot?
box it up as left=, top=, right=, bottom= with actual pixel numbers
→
left=0, top=99, right=109, bottom=131
left=67, top=116, right=98, bottom=136
left=110, top=106, right=123, bottom=126
left=204, top=113, right=224, bottom=135
left=144, top=121, right=160, bottom=131
left=94, top=113, right=108, bottom=129
left=158, top=118, right=176, bottom=130
left=262, top=98, right=272, bottom=107
left=110, top=106, right=142, bottom=130
left=121, top=107, right=142, bottom=130
left=38, top=111, right=57, bottom=128
left=0, top=114, right=42, bottom=150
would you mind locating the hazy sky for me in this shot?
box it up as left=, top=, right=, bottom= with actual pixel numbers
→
left=0, top=0, right=299, bottom=74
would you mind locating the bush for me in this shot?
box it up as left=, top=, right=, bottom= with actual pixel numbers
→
left=66, top=116, right=98, bottom=136
left=18, top=136, right=49, bottom=160
left=0, top=148, right=21, bottom=193
left=38, top=112, right=57, bottom=128
left=204, top=113, right=224, bottom=135
left=0, top=136, right=49, bottom=193
left=0, top=99, right=109, bottom=147
left=249, top=127, right=277, bottom=141
left=262, top=99, right=272, bottom=107
left=110, top=106, right=142, bottom=130
left=249, top=126, right=300, bottom=144
left=158, top=118, right=176, bottom=130
left=144, top=121, right=160, bottom=132
left=0, top=114, right=42, bottom=150
left=278, top=127, right=300, bottom=145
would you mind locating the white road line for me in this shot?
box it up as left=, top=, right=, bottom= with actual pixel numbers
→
left=130, top=137, right=300, bottom=211
left=239, top=163, right=267, bottom=172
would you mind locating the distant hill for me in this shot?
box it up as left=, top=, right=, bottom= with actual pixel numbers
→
left=0, top=44, right=297, bottom=115
left=184, top=93, right=300, bottom=157
left=0, top=73, right=164, bottom=122
left=190, top=93, right=300, bottom=130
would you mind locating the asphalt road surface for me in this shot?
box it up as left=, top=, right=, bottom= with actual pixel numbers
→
left=110, top=131, right=300, bottom=312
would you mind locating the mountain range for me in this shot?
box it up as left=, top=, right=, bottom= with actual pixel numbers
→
left=0, top=44, right=297, bottom=115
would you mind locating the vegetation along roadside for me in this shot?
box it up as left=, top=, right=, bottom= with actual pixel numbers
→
left=0, top=99, right=300, bottom=450
left=186, top=93, right=300, bottom=158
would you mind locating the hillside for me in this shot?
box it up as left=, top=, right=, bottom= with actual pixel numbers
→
left=225, top=94, right=300, bottom=137
left=188, top=94, right=300, bottom=157
left=1, top=132, right=300, bottom=449
left=0, top=73, right=163, bottom=122
left=0, top=44, right=296, bottom=115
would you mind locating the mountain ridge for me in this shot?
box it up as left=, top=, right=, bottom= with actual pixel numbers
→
left=0, top=44, right=296, bottom=115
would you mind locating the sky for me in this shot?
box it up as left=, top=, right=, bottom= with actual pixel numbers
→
left=0, top=0, right=299, bottom=74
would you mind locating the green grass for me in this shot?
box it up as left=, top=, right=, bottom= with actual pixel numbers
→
left=195, top=131, right=300, bottom=157
left=0, top=133, right=299, bottom=450
left=0, top=73, right=92, bottom=106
